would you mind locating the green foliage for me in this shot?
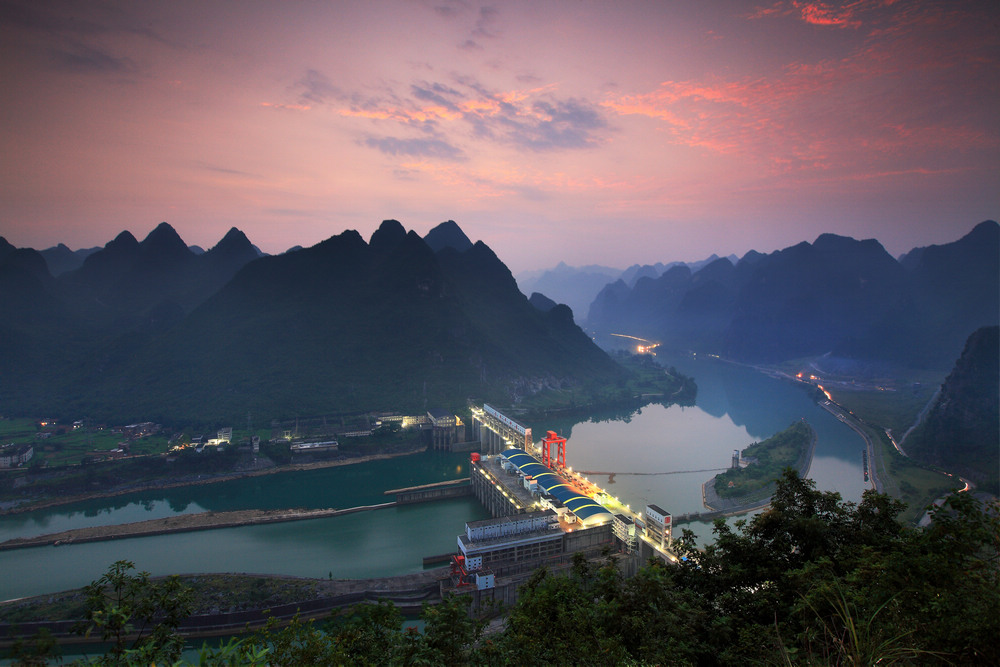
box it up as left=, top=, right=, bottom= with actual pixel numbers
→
left=242, top=614, right=345, bottom=666
left=905, top=326, right=999, bottom=494
left=12, top=475, right=997, bottom=666
left=5, top=627, right=60, bottom=666
left=679, top=471, right=998, bottom=665
left=713, top=421, right=813, bottom=498
left=828, top=378, right=941, bottom=437
left=75, top=560, right=193, bottom=666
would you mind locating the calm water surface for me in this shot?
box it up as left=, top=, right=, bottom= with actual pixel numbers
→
left=0, top=354, right=869, bottom=599
left=528, top=353, right=869, bottom=541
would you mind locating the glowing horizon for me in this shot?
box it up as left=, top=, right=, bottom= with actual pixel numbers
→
left=1, top=0, right=997, bottom=273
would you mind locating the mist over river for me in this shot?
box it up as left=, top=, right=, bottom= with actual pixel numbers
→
left=0, top=354, right=869, bottom=600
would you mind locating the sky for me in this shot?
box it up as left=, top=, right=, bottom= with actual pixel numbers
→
left=1, top=0, right=997, bottom=274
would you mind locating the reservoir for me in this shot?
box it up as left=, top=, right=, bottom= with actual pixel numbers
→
left=0, top=354, right=869, bottom=600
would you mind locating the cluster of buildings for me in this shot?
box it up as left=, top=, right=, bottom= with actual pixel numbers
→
left=272, top=409, right=472, bottom=453
left=0, top=443, right=34, bottom=468
left=444, top=404, right=675, bottom=605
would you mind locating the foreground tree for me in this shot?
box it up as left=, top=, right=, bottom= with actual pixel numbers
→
left=676, top=470, right=998, bottom=665
left=10, top=472, right=995, bottom=666
left=75, top=560, right=192, bottom=666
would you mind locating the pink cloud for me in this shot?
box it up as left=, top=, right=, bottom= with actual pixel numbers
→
left=603, top=1, right=996, bottom=181
left=793, top=1, right=864, bottom=29
left=749, top=1, right=907, bottom=29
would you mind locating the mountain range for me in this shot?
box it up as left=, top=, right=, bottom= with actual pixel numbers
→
left=516, top=255, right=735, bottom=321
left=584, top=221, right=999, bottom=371
left=0, top=220, right=626, bottom=425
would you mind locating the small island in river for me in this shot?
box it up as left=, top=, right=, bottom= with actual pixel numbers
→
left=703, top=420, right=816, bottom=512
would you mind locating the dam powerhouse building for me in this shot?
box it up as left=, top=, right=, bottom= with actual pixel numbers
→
left=445, top=405, right=676, bottom=602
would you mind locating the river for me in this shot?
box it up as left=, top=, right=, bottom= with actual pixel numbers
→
left=0, top=354, right=869, bottom=600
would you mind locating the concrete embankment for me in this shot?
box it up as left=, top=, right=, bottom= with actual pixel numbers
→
left=0, top=503, right=395, bottom=551
left=0, top=476, right=475, bottom=551
left=818, top=400, right=881, bottom=492
left=384, top=478, right=471, bottom=504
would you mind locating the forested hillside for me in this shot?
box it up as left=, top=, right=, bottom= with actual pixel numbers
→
left=587, top=221, right=999, bottom=371
left=0, top=221, right=630, bottom=425
left=904, top=326, right=999, bottom=494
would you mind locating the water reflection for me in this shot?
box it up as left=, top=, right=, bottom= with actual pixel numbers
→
left=526, top=353, right=866, bottom=523
left=0, top=450, right=473, bottom=542
left=0, top=356, right=868, bottom=572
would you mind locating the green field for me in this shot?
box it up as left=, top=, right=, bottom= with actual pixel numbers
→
left=827, top=379, right=941, bottom=437
left=0, top=418, right=172, bottom=468
left=821, top=380, right=966, bottom=524
left=865, top=426, right=962, bottom=524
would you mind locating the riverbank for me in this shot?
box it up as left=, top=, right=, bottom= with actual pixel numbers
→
left=0, top=444, right=426, bottom=517
left=818, top=400, right=881, bottom=492
left=0, top=502, right=400, bottom=551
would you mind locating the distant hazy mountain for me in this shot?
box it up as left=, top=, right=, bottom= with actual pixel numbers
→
left=904, top=326, right=999, bottom=494
left=0, top=220, right=627, bottom=424
left=39, top=243, right=101, bottom=276
left=619, top=255, right=736, bottom=288
left=587, top=221, right=999, bottom=371
left=516, top=254, right=733, bottom=325
left=516, top=262, right=622, bottom=322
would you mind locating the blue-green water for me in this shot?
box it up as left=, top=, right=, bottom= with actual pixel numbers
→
left=527, top=354, right=868, bottom=542
left=0, top=498, right=487, bottom=600
left=0, top=451, right=473, bottom=543
left=0, top=354, right=869, bottom=600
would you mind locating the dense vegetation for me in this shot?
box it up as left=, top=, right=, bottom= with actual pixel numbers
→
left=5, top=471, right=996, bottom=666
left=713, top=421, right=813, bottom=499
left=516, top=351, right=697, bottom=413
left=904, top=326, right=999, bottom=495
left=0, top=221, right=637, bottom=427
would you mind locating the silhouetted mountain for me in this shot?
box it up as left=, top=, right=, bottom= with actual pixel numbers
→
left=0, top=236, right=15, bottom=262
left=423, top=220, right=473, bottom=253
left=39, top=243, right=101, bottom=276
left=897, top=221, right=999, bottom=366
left=200, top=227, right=261, bottom=295
left=904, top=326, right=999, bottom=494
left=528, top=292, right=558, bottom=313
left=57, top=223, right=261, bottom=331
left=370, top=218, right=408, bottom=252
left=1, top=220, right=629, bottom=423
left=727, top=233, right=907, bottom=362
left=0, top=248, right=89, bottom=413
left=189, top=245, right=205, bottom=255
left=0, top=247, right=54, bottom=306
left=587, top=222, right=999, bottom=370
